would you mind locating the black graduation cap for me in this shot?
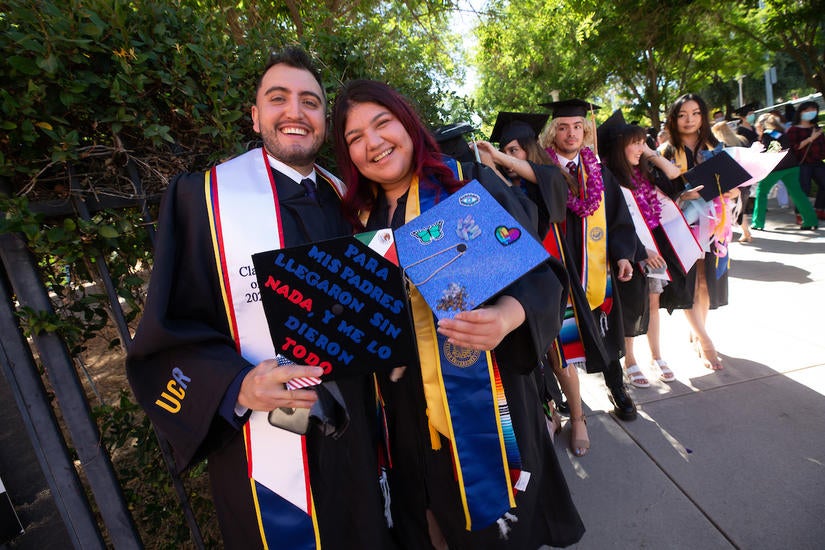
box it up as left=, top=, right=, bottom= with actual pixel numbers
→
left=252, top=231, right=418, bottom=380
left=433, top=122, right=476, bottom=162
left=433, top=121, right=474, bottom=143
left=489, top=111, right=550, bottom=145
left=596, top=109, right=645, bottom=159
left=733, top=102, right=760, bottom=117
left=538, top=98, right=601, bottom=119
left=682, top=152, right=753, bottom=201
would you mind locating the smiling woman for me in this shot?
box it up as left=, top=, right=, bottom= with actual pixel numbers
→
left=330, top=79, right=585, bottom=549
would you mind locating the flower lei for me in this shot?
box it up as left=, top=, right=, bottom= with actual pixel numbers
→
left=546, top=146, right=604, bottom=217
left=630, top=167, right=662, bottom=229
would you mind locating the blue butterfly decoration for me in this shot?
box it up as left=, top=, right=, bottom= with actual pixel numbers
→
left=411, top=220, right=445, bottom=245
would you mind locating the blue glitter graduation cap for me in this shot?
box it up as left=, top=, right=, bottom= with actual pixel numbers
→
left=394, top=179, right=550, bottom=320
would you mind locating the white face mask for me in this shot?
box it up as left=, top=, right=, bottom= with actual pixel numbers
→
left=801, top=111, right=817, bottom=122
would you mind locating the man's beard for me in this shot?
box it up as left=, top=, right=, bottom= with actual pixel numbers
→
left=260, top=128, right=323, bottom=167
left=554, top=141, right=581, bottom=157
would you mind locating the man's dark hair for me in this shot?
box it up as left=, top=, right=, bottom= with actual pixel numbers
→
left=255, top=45, right=325, bottom=100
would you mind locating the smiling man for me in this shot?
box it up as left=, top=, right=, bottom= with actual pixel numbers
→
left=538, top=99, right=640, bottom=423
left=127, top=47, right=392, bottom=549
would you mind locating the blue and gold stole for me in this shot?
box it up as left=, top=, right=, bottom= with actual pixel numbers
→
left=205, top=148, right=344, bottom=550
left=404, top=172, right=522, bottom=530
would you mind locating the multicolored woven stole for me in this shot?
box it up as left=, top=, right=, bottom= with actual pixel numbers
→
left=541, top=224, right=585, bottom=366
left=205, top=148, right=343, bottom=550
left=404, top=176, right=520, bottom=530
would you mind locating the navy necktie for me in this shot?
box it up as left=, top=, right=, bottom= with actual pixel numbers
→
left=566, top=161, right=578, bottom=179
left=302, top=178, right=319, bottom=203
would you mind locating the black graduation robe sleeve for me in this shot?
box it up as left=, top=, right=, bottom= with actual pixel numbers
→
left=476, top=171, right=568, bottom=374
left=126, top=172, right=252, bottom=472
left=526, top=161, right=568, bottom=231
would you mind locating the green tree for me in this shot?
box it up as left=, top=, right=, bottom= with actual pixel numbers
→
left=472, top=0, right=815, bottom=129
left=720, top=0, right=825, bottom=100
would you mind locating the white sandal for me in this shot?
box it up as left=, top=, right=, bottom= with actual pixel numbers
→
left=624, top=364, right=650, bottom=388
left=652, top=359, right=675, bottom=382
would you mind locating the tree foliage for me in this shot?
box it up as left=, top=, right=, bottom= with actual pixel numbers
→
left=0, top=0, right=467, bottom=196
left=0, top=1, right=470, bottom=546
left=472, top=0, right=820, bottom=130
left=720, top=0, right=825, bottom=99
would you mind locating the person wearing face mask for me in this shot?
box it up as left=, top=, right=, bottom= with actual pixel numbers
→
left=750, top=113, right=818, bottom=230
left=786, top=101, right=825, bottom=220
left=712, top=110, right=726, bottom=125
left=734, top=103, right=760, bottom=145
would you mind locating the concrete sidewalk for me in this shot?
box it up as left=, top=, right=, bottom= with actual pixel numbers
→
left=551, top=200, right=825, bottom=549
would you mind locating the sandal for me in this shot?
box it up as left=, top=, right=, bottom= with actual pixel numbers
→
left=699, top=346, right=723, bottom=370
left=652, top=359, right=675, bottom=382
left=624, top=364, right=650, bottom=388
left=569, top=415, right=589, bottom=457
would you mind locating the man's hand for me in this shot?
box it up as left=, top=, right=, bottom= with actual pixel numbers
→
left=238, top=360, right=323, bottom=411
left=436, top=295, right=525, bottom=350
left=616, top=259, right=633, bottom=282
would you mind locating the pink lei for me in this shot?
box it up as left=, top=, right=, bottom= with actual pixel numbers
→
left=546, top=146, right=604, bottom=217
left=630, top=167, right=662, bottom=229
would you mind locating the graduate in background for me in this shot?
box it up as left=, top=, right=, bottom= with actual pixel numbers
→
left=598, top=112, right=688, bottom=388
left=537, top=99, right=640, bottom=422
left=126, top=47, right=393, bottom=549
left=474, top=112, right=600, bottom=457
left=786, top=101, right=825, bottom=220
left=332, top=79, right=585, bottom=549
left=659, top=93, right=735, bottom=371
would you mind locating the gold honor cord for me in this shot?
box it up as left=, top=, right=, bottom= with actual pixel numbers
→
left=405, top=242, right=468, bottom=286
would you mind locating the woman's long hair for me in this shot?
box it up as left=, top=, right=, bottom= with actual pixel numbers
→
left=331, top=79, right=461, bottom=230
left=602, top=124, right=648, bottom=189
left=711, top=121, right=748, bottom=147
left=663, top=93, right=719, bottom=158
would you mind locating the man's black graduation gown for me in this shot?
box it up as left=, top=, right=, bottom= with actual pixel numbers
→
left=562, top=167, right=637, bottom=366
left=126, top=160, right=393, bottom=549
left=523, top=162, right=612, bottom=374
left=365, top=172, right=585, bottom=549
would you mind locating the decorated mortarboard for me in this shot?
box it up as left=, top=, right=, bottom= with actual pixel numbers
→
left=252, top=230, right=418, bottom=380
left=488, top=111, right=550, bottom=145
left=682, top=151, right=753, bottom=201
left=394, top=179, right=550, bottom=320
left=733, top=102, right=760, bottom=117
left=539, top=98, right=601, bottom=119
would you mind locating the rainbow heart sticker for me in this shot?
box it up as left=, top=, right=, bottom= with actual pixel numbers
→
left=495, top=225, right=521, bottom=245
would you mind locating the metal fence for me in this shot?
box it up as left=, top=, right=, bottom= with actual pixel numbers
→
left=0, top=159, right=204, bottom=548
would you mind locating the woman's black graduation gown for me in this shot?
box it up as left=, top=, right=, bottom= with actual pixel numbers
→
left=126, top=166, right=393, bottom=549
left=657, top=148, right=729, bottom=312
left=366, top=171, right=585, bottom=549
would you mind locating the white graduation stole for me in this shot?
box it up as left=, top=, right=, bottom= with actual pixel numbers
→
left=206, top=148, right=344, bottom=547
